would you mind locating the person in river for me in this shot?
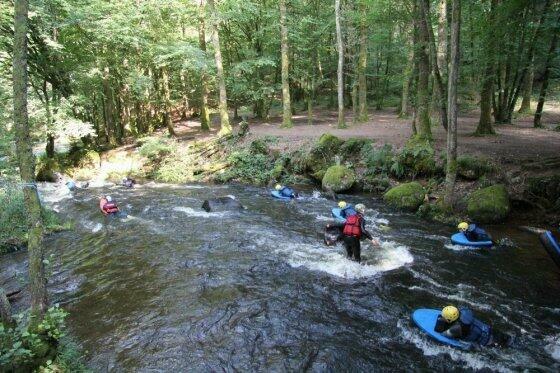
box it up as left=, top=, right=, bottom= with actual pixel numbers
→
left=122, top=177, right=136, bottom=188
left=275, top=184, right=296, bottom=198
left=99, top=195, right=120, bottom=215
left=435, top=306, right=511, bottom=347
left=458, top=222, right=492, bottom=242
left=327, top=203, right=379, bottom=263
left=337, top=200, right=357, bottom=218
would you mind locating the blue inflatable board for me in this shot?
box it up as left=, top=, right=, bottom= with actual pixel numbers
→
left=271, top=190, right=293, bottom=201
left=539, top=231, right=560, bottom=269
left=412, top=309, right=472, bottom=350
left=451, top=232, right=493, bottom=248
left=331, top=208, right=346, bottom=223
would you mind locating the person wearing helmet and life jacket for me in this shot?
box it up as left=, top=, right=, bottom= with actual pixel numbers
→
left=327, top=203, right=379, bottom=263
left=99, top=195, right=120, bottom=215
left=337, top=200, right=357, bottom=219
left=275, top=184, right=296, bottom=199
left=122, top=177, right=136, bottom=188
left=458, top=222, right=492, bottom=242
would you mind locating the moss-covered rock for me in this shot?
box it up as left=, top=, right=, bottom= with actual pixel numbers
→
left=383, top=182, right=426, bottom=211
left=304, top=134, right=344, bottom=176
left=317, top=133, right=344, bottom=149
left=340, top=137, right=371, bottom=157
left=457, top=156, right=494, bottom=180
left=467, top=184, right=510, bottom=223
left=322, top=165, right=355, bottom=192
left=36, top=161, right=58, bottom=182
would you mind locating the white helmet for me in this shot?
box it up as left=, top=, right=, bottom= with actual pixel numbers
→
left=106, top=195, right=113, bottom=202
left=355, top=203, right=366, bottom=214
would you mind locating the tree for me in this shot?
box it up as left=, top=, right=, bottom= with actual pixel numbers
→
left=13, top=0, right=48, bottom=321
left=280, top=0, right=292, bottom=128
left=357, top=0, right=368, bottom=122
left=518, top=56, right=534, bottom=114
left=335, top=0, right=345, bottom=128
left=415, top=0, right=432, bottom=139
left=444, top=0, right=460, bottom=206
left=198, top=0, right=211, bottom=131
left=208, top=0, right=232, bottom=136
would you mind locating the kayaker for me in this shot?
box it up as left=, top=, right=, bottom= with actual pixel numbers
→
left=327, top=203, right=379, bottom=263
left=338, top=200, right=357, bottom=218
left=458, top=222, right=492, bottom=242
left=434, top=306, right=513, bottom=347
left=99, top=195, right=120, bottom=215
left=65, top=180, right=76, bottom=191
left=275, top=184, right=296, bottom=199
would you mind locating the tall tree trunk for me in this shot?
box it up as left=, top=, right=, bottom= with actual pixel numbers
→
left=420, top=0, right=447, bottom=131
left=445, top=0, right=460, bottom=207
left=357, top=0, right=368, bottom=122
left=437, top=0, right=447, bottom=78
left=415, top=0, right=432, bottom=139
left=13, top=0, right=48, bottom=322
left=335, top=0, right=345, bottom=128
left=102, top=66, right=116, bottom=145
left=280, top=0, right=292, bottom=128
left=400, top=40, right=414, bottom=118
left=534, top=14, right=560, bottom=128
left=198, top=0, right=210, bottom=130
left=475, top=0, right=497, bottom=135
left=161, top=67, right=176, bottom=136
left=208, top=0, right=231, bottom=136
left=518, top=56, right=534, bottom=113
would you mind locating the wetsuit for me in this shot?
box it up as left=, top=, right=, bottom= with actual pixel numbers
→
left=340, top=205, right=357, bottom=218
left=333, top=213, right=373, bottom=263
left=465, top=224, right=492, bottom=242
left=279, top=187, right=295, bottom=198
left=434, top=308, right=493, bottom=346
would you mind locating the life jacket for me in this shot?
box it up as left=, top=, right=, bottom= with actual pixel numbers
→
left=280, top=187, right=294, bottom=198
left=341, top=206, right=357, bottom=218
left=100, top=199, right=119, bottom=214
left=343, top=214, right=362, bottom=238
left=459, top=308, right=492, bottom=346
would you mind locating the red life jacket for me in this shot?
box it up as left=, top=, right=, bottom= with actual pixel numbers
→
left=102, top=202, right=119, bottom=214
left=343, top=214, right=362, bottom=238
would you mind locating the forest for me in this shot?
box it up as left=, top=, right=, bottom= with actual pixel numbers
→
left=1, top=0, right=560, bottom=371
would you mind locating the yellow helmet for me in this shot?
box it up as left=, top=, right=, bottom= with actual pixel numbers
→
left=458, top=222, right=469, bottom=231
left=441, top=306, right=459, bottom=323
left=275, top=184, right=282, bottom=191
left=338, top=201, right=347, bottom=208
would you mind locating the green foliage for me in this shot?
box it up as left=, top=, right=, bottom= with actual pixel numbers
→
left=361, top=144, right=395, bottom=176
left=361, top=174, right=391, bottom=193
left=394, top=138, right=436, bottom=178
left=0, top=305, right=68, bottom=371
left=383, top=182, right=426, bottom=212
left=322, top=165, right=356, bottom=192
left=467, top=184, right=510, bottom=223
left=139, top=137, right=175, bottom=161
left=217, top=150, right=274, bottom=185
left=340, top=137, right=371, bottom=156
left=457, top=156, right=494, bottom=180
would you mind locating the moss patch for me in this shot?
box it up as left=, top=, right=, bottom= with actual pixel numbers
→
left=322, top=165, right=356, bottom=192
left=457, top=156, right=494, bottom=180
left=383, top=182, right=426, bottom=212
left=467, top=184, right=510, bottom=223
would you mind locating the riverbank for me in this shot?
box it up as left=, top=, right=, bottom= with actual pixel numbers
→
left=46, top=108, right=560, bottom=229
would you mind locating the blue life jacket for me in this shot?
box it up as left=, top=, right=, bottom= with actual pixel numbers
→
left=66, top=181, right=76, bottom=191
left=459, top=308, right=492, bottom=346
left=467, top=224, right=491, bottom=242
left=341, top=206, right=357, bottom=218
left=280, top=187, right=294, bottom=198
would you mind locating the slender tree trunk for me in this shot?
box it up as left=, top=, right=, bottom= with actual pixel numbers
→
left=475, top=0, right=497, bottom=135
left=161, top=67, right=176, bottom=136
left=280, top=0, right=292, bottom=128
left=13, top=0, right=48, bottom=322
left=102, top=66, right=116, bottom=145
left=198, top=0, right=211, bottom=130
left=415, top=0, right=432, bottom=139
left=335, top=0, right=345, bottom=128
left=518, top=56, right=534, bottom=113
left=357, top=0, right=368, bottom=122
left=444, top=0, right=460, bottom=207
left=400, top=42, right=414, bottom=117
left=208, top=0, right=231, bottom=136
left=534, top=14, right=560, bottom=128
left=437, top=0, right=447, bottom=78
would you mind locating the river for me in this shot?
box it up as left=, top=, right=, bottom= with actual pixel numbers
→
left=2, top=182, right=560, bottom=371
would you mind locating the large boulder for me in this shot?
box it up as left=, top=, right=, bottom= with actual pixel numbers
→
left=383, top=182, right=426, bottom=212
left=304, top=134, right=344, bottom=179
left=467, top=184, right=510, bottom=223
left=202, top=196, right=244, bottom=212
left=322, top=165, right=356, bottom=192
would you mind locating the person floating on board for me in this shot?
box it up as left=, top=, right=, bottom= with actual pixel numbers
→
left=435, top=306, right=511, bottom=348
left=65, top=180, right=77, bottom=191
left=275, top=184, right=296, bottom=199
left=327, top=203, right=379, bottom=263
left=122, top=177, right=136, bottom=188
left=338, top=200, right=357, bottom=219
left=458, top=222, right=492, bottom=242
left=99, top=195, right=120, bottom=216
